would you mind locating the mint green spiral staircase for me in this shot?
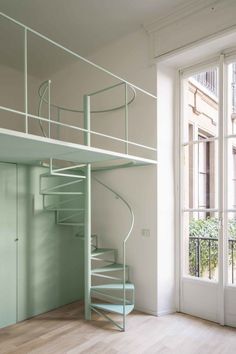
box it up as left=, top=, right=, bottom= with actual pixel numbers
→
left=39, top=160, right=135, bottom=331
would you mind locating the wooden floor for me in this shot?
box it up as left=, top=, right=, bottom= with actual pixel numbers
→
left=1, top=301, right=236, bottom=354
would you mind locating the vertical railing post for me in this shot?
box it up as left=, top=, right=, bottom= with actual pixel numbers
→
left=57, top=107, right=60, bottom=140
left=125, top=83, right=129, bottom=154
left=231, top=241, right=234, bottom=284
left=24, top=28, right=28, bottom=133
left=48, top=80, right=51, bottom=138
left=84, top=94, right=91, bottom=320
left=194, top=239, right=198, bottom=276
left=197, top=238, right=200, bottom=277
left=49, top=158, right=53, bottom=175
left=84, top=163, right=91, bottom=320
left=123, top=241, right=126, bottom=331
left=208, top=239, right=211, bottom=279
left=84, top=95, right=91, bottom=146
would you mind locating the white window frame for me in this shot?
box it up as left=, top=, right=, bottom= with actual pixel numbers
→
left=175, top=53, right=236, bottom=324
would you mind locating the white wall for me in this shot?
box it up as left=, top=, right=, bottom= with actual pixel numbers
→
left=156, top=64, right=176, bottom=315
left=90, top=30, right=158, bottom=315
left=0, top=63, right=43, bottom=137
left=50, top=29, right=158, bottom=315
left=146, top=0, right=236, bottom=61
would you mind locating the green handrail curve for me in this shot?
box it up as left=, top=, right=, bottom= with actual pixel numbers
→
left=92, top=176, right=134, bottom=331
left=38, top=80, right=136, bottom=138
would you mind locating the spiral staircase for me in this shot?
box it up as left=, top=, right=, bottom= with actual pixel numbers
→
left=38, top=77, right=136, bottom=331
left=39, top=159, right=135, bottom=331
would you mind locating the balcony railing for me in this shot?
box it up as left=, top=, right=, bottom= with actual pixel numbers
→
left=192, top=63, right=236, bottom=112
left=189, top=236, right=236, bottom=283
left=193, top=70, right=218, bottom=97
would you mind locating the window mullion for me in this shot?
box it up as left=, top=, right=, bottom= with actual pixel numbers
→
left=218, top=54, right=227, bottom=325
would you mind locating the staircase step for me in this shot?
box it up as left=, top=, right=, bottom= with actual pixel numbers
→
left=91, top=303, right=134, bottom=315
left=77, top=234, right=97, bottom=238
left=91, top=283, right=134, bottom=291
left=41, top=191, right=84, bottom=195
left=91, top=248, right=115, bottom=257
left=92, top=263, right=127, bottom=273
left=46, top=207, right=85, bottom=211
left=57, top=222, right=84, bottom=226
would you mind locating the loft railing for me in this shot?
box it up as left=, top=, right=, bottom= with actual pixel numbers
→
left=189, top=236, right=236, bottom=283
left=0, top=12, right=157, bottom=160
left=38, top=80, right=138, bottom=155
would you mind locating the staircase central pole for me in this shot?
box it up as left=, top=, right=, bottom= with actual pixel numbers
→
left=84, top=95, right=91, bottom=320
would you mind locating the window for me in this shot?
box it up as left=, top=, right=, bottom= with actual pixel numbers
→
left=198, top=135, right=210, bottom=216
left=183, top=67, right=219, bottom=281
left=181, top=60, right=236, bottom=284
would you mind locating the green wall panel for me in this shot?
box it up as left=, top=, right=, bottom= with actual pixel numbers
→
left=17, top=165, right=84, bottom=321
left=0, top=163, right=84, bottom=327
left=0, top=162, right=17, bottom=329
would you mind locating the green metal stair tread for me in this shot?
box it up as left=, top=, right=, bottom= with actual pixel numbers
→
left=91, top=303, right=134, bottom=315
left=91, top=283, right=134, bottom=290
left=57, top=222, right=84, bottom=226
left=40, top=191, right=84, bottom=195
left=91, top=248, right=116, bottom=256
left=92, top=263, right=128, bottom=273
left=45, top=208, right=85, bottom=211
left=77, top=234, right=97, bottom=239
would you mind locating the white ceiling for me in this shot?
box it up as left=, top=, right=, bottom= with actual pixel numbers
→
left=0, top=0, right=189, bottom=55
left=0, top=0, right=189, bottom=76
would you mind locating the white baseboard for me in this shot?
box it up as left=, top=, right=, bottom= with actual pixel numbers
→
left=92, top=294, right=175, bottom=317
left=156, top=308, right=176, bottom=316
left=134, top=305, right=158, bottom=316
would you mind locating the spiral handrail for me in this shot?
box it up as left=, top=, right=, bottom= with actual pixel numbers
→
left=38, top=80, right=136, bottom=138
left=92, top=176, right=134, bottom=330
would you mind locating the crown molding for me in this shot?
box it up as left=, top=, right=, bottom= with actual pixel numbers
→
left=144, top=0, right=223, bottom=33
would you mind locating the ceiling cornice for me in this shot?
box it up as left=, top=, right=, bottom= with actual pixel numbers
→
left=144, top=0, right=222, bottom=33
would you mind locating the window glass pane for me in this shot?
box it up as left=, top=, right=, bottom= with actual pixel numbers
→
left=183, top=212, right=219, bottom=281
left=227, top=138, right=236, bottom=209
left=183, top=140, right=218, bottom=210
left=227, top=63, right=236, bottom=135
left=183, top=68, right=218, bottom=143
left=227, top=213, right=236, bottom=285
left=182, top=66, right=219, bottom=283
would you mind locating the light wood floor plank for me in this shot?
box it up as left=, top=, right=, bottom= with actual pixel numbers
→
left=0, top=301, right=236, bottom=354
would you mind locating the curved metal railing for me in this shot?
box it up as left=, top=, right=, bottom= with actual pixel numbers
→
left=38, top=80, right=136, bottom=139
left=92, top=176, right=134, bottom=331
